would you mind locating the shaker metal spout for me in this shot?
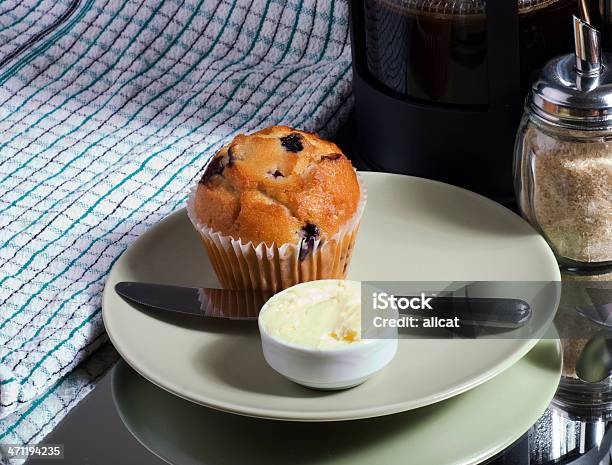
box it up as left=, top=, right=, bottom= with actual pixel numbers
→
left=574, top=15, right=603, bottom=75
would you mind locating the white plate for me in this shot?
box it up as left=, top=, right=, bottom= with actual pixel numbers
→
left=111, top=338, right=562, bottom=465
left=103, top=172, right=560, bottom=421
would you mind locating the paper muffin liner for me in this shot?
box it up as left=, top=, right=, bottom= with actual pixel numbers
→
left=186, top=172, right=367, bottom=292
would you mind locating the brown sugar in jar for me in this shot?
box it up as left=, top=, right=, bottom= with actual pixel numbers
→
left=516, top=120, right=612, bottom=268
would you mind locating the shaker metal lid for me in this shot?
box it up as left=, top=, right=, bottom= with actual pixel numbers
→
left=530, top=16, right=612, bottom=129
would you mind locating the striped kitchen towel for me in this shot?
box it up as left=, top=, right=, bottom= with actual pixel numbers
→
left=0, top=0, right=352, bottom=459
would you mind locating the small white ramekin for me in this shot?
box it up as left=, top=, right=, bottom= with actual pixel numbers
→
left=258, top=280, right=398, bottom=390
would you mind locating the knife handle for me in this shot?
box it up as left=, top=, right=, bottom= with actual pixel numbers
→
left=398, top=296, right=531, bottom=329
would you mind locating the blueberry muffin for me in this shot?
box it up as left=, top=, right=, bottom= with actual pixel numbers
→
left=187, top=126, right=366, bottom=291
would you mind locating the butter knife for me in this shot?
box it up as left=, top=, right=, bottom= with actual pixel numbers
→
left=114, top=282, right=531, bottom=328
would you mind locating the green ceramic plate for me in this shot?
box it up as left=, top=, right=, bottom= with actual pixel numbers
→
left=112, top=337, right=561, bottom=465
left=103, top=172, right=561, bottom=421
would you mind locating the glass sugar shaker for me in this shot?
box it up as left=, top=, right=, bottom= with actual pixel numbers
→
left=514, top=16, right=612, bottom=273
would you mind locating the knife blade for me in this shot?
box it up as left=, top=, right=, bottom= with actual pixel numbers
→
left=114, top=281, right=272, bottom=320
left=114, top=282, right=531, bottom=328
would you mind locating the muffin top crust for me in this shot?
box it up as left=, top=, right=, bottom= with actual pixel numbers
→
left=193, top=126, right=361, bottom=250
